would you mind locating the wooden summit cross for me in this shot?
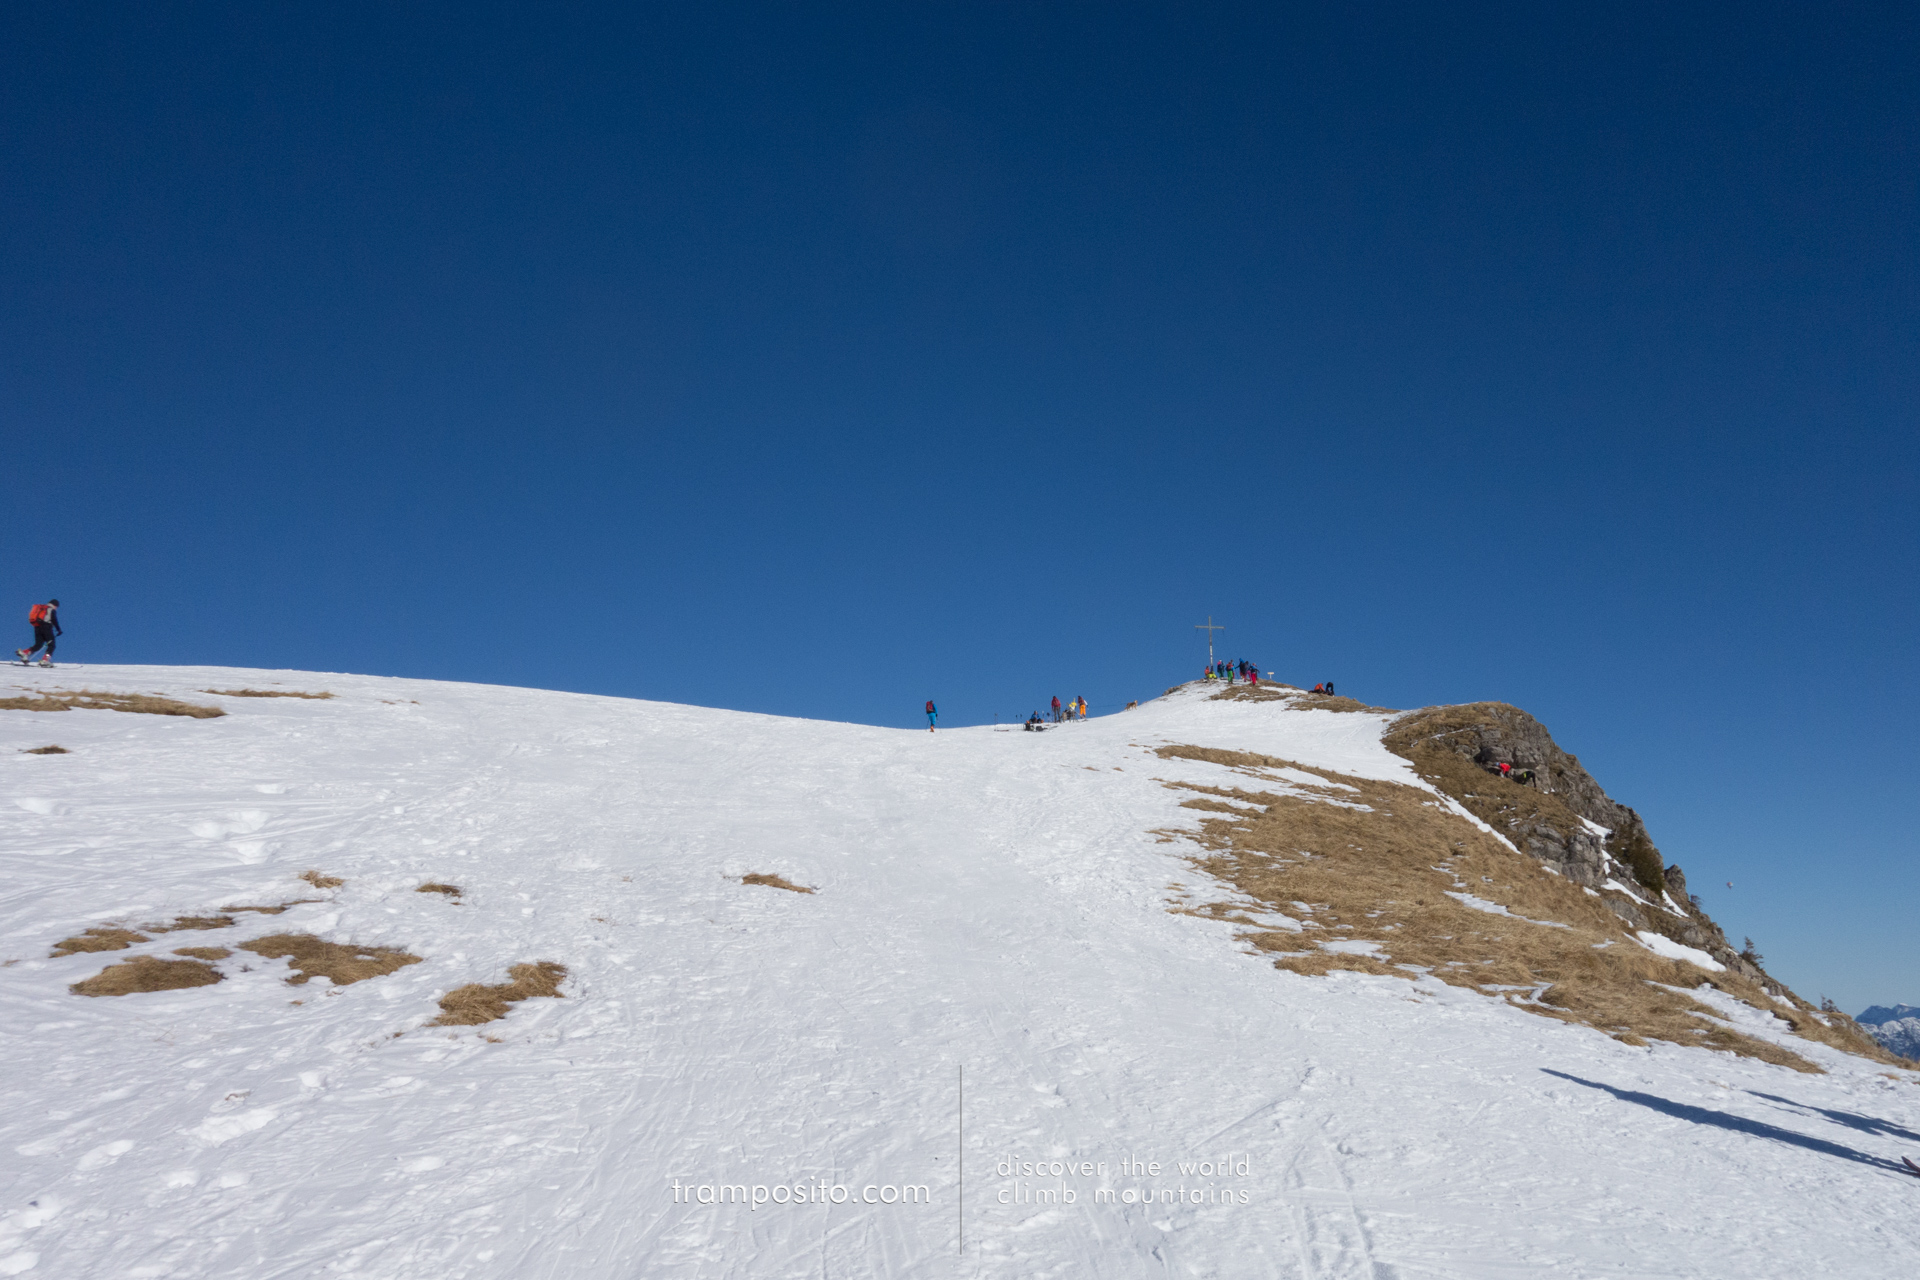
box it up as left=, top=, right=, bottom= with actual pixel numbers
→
left=1194, top=616, right=1224, bottom=667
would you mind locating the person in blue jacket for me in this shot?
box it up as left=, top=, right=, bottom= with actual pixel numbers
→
left=925, top=699, right=938, bottom=732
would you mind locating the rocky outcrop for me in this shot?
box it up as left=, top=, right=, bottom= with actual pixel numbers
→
left=1382, top=702, right=1779, bottom=995
left=1384, top=703, right=1653, bottom=883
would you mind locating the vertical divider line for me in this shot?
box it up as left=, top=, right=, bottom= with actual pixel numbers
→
left=958, top=1062, right=964, bottom=1256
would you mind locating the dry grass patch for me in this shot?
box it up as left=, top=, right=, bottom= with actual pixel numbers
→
left=1291, top=692, right=1395, bottom=714
left=1205, top=682, right=1295, bottom=703
left=0, top=690, right=224, bottom=718
left=1211, top=683, right=1394, bottom=713
left=1156, top=744, right=1343, bottom=776
left=298, top=870, right=344, bottom=889
left=222, top=900, right=315, bottom=915
left=173, top=946, right=231, bottom=960
left=416, top=882, right=462, bottom=898
left=432, top=961, right=568, bottom=1026
left=71, top=955, right=223, bottom=997
left=742, top=873, right=815, bottom=894
left=50, top=927, right=149, bottom=957
left=1150, top=744, right=1903, bottom=1072
left=21, top=745, right=68, bottom=754
left=152, top=915, right=235, bottom=932
left=238, top=933, right=422, bottom=986
left=202, top=688, right=334, bottom=699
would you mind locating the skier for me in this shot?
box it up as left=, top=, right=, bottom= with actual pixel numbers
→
left=1051, top=695, right=1061, bottom=723
left=17, top=599, right=60, bottom=666
left=925, top=699, right=938, bottom=732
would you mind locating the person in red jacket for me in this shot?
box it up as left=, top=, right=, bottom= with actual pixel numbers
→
left=17, top=599, right=60, bottom=665
left=1051, top=695, right=1061, bottom=723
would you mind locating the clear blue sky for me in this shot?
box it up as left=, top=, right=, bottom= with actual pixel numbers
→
left=3, top=4, right=1914, bottom=1012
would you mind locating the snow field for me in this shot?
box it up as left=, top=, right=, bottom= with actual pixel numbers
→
left=1, top=667, right=1917, bottom=1278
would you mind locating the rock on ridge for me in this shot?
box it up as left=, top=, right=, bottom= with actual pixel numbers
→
left=1382, top=701, right=1775, bottom=995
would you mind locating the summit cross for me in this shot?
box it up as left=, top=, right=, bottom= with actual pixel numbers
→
left=1194, top=616, right=1225, bottom=667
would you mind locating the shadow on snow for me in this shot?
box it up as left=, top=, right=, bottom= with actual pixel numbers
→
left=1541, top=1070, right=1917, bottom=1176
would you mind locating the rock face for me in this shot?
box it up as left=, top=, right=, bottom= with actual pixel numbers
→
left=1384, top=703, right=1660, bottom=886
left=1857, top=1005, right=1920, bottom=1059
left=1382, top=702, right=1770, bottom=991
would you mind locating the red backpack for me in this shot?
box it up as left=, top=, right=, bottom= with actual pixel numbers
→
left=28, top=603, right=50, bottom=625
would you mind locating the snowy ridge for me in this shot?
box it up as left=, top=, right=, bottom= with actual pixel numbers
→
left=1859, top=1005, right=1920, bottom=1060
left=2, top=667, right=1918, bottom=1278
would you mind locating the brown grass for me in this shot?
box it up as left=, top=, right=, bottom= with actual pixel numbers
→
left=173, top=946, right=231, bottom=960
left=151, top=915, right=235, bottom=932
left=416, top=882, right=462, bottom=898
left=432, top=961, right=568, bottom=1026
left=1152, top=743, right=1907, bottom=1072
left=71, top=955, right=223, bottom=996
left=237, top=934, right=423, bottom=986
left=0, top=690, right=224, bottom=718
left=742, top=873, right=815, bottom=894
left=299, top=870, right=344, bottom=889
left=21, top=745, right=68, bottom=754
left=201, top=688, right=334, bottom=699
left=50, top=927, right=149, bottom=957
left=1206, top=682, right=1296, bottom=704
left=1294, top=693, right=1395, bottom=714
left=1211, top=683, right=1394, bottom=713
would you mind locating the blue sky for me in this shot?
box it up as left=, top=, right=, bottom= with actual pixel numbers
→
left=2, top=3, right=1914, bottom=1011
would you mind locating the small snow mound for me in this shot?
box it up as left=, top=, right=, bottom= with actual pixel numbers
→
left=1633, top=931, right=1725, bottom=972
left=1444, top=891, right=1572, bottom=929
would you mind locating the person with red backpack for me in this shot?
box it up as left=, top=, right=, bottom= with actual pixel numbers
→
left=925, top=699, right=938, bottom=732
left=18, top=599, right=60, bottom=665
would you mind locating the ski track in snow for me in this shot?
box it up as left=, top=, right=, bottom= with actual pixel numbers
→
left=1, top=667, right=1917, bottom=1278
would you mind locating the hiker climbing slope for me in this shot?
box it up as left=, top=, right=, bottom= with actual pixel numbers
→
left=17, top=598, right=60, bottom=666
left=925, top=700, right=938, bottom=733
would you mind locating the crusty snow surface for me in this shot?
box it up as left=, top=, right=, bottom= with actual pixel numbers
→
left=4, top=666, right=1918, bottom=1279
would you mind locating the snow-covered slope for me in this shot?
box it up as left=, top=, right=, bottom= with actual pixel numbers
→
left=4, top=666, right=1918, bottom=1279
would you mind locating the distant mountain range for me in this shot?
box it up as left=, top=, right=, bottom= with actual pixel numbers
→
left=1857, top=1005, right=1920, bottom=1059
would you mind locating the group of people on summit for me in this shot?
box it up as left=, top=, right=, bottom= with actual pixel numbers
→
left=1201, top=660, right=1340, bottom=698
left=1020, top=695, right=1086, bottom=730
